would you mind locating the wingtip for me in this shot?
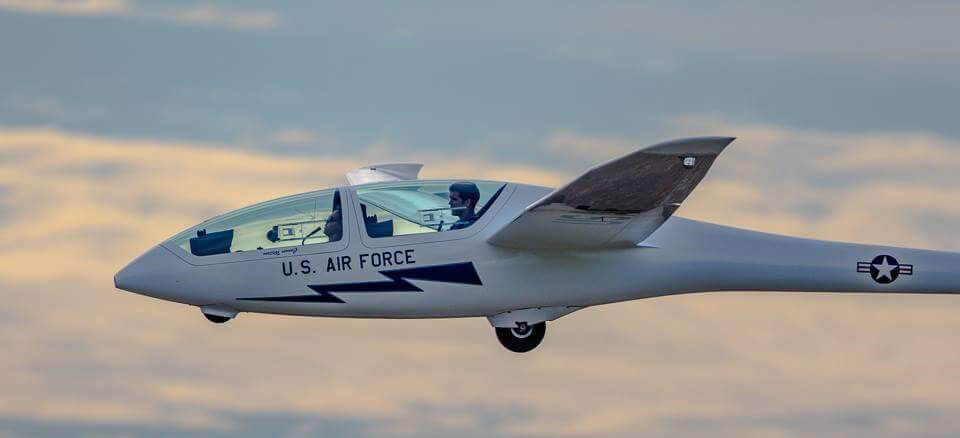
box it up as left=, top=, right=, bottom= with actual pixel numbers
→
left=645, top=136, right=736, bottom=155
left=718, top=135, right=736, bottom=149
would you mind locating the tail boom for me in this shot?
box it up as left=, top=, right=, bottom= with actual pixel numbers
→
left=644, top=218, right=960, bottom=296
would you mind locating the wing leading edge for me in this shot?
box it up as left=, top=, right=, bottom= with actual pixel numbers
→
left=488, top=136, right=735, bottom=249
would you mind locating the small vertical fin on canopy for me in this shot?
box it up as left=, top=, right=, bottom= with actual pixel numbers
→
left=346, top=163, right=423, bottom=185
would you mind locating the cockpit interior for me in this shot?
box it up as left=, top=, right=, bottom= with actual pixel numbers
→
left=168, top=180, right=507, bottom=257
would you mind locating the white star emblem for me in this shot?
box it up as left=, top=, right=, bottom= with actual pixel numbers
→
left=872, top=256, right=898, bottom=281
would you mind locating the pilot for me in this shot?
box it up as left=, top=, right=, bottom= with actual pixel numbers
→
left=448, top=181, right=481, bottom=230
left=324, top=191, right=344, bottom=242
left=323, top=208, right=343, bottom=242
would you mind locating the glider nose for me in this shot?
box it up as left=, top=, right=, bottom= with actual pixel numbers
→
left=115, top=245, right=194, bottom=304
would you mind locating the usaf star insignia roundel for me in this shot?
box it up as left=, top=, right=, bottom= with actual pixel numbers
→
left=857, top=255, right=914, bottom=284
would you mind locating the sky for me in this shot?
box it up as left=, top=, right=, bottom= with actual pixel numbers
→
left=2, top=1, right=960, bottom=437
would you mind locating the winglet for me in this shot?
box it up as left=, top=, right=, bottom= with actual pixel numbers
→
left=346, top=163, right=423, bottom=185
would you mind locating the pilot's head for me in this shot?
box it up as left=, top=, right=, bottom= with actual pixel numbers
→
left=449, top=181, right=480, bottom=219
left=324, top=208, right=343, bottom=242
left=322, top=191, right=344, bottom=242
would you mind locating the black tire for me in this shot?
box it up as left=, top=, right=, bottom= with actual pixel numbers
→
left=203, top=313, right=231, bottom=324
left=496, top=322, right=546, bottom=353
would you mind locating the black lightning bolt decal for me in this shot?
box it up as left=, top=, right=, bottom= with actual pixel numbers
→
left=238, top=262, right=482, bottom=304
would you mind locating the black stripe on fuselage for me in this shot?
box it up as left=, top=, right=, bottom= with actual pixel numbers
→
left=238, top=262, right=482, bottom=304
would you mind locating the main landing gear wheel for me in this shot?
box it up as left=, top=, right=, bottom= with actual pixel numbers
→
left=203, top=313, right=231, bottom=324
left=496, top=322, right=546, bottom=353
left=200, top=306, right=237, bottom=324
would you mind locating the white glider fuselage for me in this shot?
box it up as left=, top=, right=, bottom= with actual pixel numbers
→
left=118, top=181, right=960, bottom=320
left=115, top=137, right=960, bottom=352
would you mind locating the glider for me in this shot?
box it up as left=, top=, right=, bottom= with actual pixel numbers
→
left=115, top=137, right=960, bottom=352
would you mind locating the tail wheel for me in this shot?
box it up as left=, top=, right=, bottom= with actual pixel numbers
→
left=495, top=322, right=546, bottom=353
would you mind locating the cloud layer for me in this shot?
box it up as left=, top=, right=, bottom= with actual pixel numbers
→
left=2, top=124, right=960, bottom=437
left=2, top=2, right=959, bottom=434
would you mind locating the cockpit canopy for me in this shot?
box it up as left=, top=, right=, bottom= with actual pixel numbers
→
left=167, top=180, right=506, bottom=257
left=356, top=180, right=505, bottom=239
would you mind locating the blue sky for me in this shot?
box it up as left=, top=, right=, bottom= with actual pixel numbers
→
left=3, top=1, right=959, bottom=166
left=2, top=1, right=960, bottom=437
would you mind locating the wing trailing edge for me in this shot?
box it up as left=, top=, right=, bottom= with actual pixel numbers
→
left=488, top=136, right=735, bottom=250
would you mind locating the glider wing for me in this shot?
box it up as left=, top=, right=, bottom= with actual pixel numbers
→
left=488, top=137, right=734, bottom=249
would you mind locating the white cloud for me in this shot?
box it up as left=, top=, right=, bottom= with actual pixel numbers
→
left=0, top=0, right=129, bottom=15
left=0, top=0, right=280, bottom=30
